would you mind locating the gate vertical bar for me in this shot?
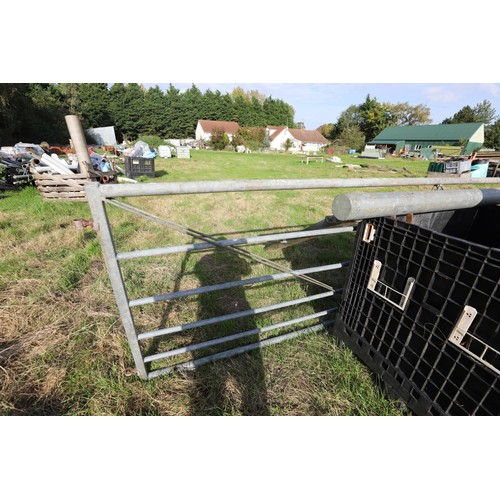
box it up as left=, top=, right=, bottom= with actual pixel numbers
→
left=85, top=183, right=147, bottom=379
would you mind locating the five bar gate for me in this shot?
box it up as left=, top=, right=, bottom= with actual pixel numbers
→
left=85, top=176, right=500, bottom=380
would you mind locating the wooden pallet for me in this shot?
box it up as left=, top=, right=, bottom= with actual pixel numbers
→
left=31, top=171, right=92, bottom=201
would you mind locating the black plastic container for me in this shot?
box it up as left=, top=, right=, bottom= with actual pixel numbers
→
left=124, top=157, right=155, bottom=179
left=334, top=206, right=500, bottom=415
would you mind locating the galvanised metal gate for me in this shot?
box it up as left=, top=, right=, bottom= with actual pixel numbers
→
left=85, top=176, right=500, bottom=380
left=85, top=179, right=358, bottom=380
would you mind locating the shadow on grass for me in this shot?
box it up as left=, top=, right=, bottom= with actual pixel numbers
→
left=188, top=248, right=269, bottom=415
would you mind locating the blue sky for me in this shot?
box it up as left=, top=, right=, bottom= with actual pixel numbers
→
left=149, top=83, right=500, bottom=131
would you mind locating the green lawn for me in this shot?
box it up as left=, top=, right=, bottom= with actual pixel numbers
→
left=0, top=150, right=432, bottom=415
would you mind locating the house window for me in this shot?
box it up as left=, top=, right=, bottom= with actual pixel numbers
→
left=414, top=144, right=422, bottom=151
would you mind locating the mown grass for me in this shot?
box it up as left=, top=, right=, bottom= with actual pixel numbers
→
left=0, top=150, right=432, bottom=416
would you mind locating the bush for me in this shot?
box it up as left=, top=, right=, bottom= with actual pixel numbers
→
left=209, top=128, right=229, bottom=150
left=136, top=135, right=165, bottom=150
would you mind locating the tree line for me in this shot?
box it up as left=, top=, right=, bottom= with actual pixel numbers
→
left=0, top=83, right=296, bottom=146
left=1, top=84, right=499, bottom=150
left=317, top=95, right=500, bottom=150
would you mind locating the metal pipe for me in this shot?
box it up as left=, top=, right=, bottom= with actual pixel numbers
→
left=95, top=177, right=500, bottom=198
left=147, top=320, right=334, bottom=379
left=137, top=290, right=334, bottom=340
left=144, top=308, right=337, bottom=363
left=332, top=188, right=500, bottom=221
left=117, top=226, right=355, bottom=260
left=40, top=153, right=73, bottom=175
left=65, top=115, right=92, bottom=176
left=129, top=262, right=347, bottom=307
left=84, top=183, right=148, bottom=379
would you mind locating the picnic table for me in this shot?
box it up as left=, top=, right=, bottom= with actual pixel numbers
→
left=300, top=155, right=324, bottom=165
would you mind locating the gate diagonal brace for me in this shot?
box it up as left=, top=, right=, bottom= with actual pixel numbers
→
left=105, top=198, right=334, bottom=291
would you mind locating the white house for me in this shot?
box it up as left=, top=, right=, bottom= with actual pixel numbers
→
left=267, top=126, right=328, bottom=152
left=195, top=120, right=240, bottom=143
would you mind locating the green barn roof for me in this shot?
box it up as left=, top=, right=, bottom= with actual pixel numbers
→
left=369, top=123, right=484, bottom=143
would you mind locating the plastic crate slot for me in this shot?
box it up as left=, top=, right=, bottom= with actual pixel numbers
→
left=362, top=223, right=376, bottom=243
left=367, top=260, right=415, bottom=311
left=448, top=306, right=500, bottom=376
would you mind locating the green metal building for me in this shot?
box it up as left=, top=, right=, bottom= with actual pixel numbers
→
left=368, top=123, right=484, bottom=156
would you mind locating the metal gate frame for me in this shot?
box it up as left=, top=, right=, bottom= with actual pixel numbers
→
left=85, top=176, right=500, bottom=380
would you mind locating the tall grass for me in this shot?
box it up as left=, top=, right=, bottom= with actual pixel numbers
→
left=0, top=150, right=428, bottom=415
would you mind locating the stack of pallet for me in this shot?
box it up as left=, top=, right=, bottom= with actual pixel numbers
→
left=30, top=153, right=95, bottom=201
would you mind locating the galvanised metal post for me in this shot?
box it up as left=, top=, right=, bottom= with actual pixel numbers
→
left=332, top=188, right=500, bottom=221
left=97, top=176, right=500, bottom=198
left=85, top=183, right=147, bottom=379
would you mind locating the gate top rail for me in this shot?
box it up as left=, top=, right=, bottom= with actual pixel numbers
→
left=89, top=176, right=500, bottom=198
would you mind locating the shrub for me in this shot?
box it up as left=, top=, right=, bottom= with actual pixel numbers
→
left=209, top=128, right=229, bottom=150
left=136, top=135, right=165, bottom=150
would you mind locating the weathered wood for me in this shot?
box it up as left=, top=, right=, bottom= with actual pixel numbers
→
left=31, top=173, right=90, bottom=180
left=31, top=164, right=92, bottom=200
left=40, top=191, right=87, bottom=199
left=35, top=179, right=89, bottom=187
left=38, top=186, right=87, bottom=193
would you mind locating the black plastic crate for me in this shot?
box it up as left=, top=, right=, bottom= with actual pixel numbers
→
left=334, top=207, right=500, bottom=415
left=124, top=157, right=155, bottom=179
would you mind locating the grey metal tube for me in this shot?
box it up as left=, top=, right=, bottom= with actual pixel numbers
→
left=85, top=182, right=147, bottom=379
left=144, top=308, right=337, bottom=363
left=95, top=176, right=500, bottom=198
left=138, top=290, right=334, bottom=340
left=129, top=262, right=347, bottom=307
left=65, top=115, right=92, bottom=176
left=147, top=320, right=334, bottom=379
left=117, top=226, right=355, bottom=260
left=332, top=188, right=500, bottom=221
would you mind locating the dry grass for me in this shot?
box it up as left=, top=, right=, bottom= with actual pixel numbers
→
left=0, top=151, right=425, bottom=416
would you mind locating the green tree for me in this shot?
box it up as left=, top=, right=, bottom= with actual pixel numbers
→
left=385, top=102, right=432, bottom=126
left=334, top=125, right=365, bottom=152
left=484, top=119, right=500, bottom=149
left=0, top=83, right=32, bottom=144
left=317, top=123, right=335, bottom=140
left=24, top=84, right=69, bottom=143
left=77, top=83, right=112, bottom=128
left=358, top=94, right=389, bottom=142
left=179, top=84, right=204, bottom=137
left=108, top=83, right=146, bottom=140
left=333, top=105, right=362, bottom=140
left=473, top=100, right=496, bottom=124
left=163, top=84, right=183, bottom=137
left=142, top=85, right=166, bottom=136
left=442, top=105, right=476, bottom=124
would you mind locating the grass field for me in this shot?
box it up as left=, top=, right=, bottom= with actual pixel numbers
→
left=0, top=150, right=434, bottom=416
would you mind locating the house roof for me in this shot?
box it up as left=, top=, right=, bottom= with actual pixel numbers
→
left=369, top=123, right=484, bottom=143
left=198, top=120, right=239, bottom=134
left=267, top=126, right=328, bottom=144
left=289, top=129, right=328, bottom=144
left=268, top=126, right=286, bottom=141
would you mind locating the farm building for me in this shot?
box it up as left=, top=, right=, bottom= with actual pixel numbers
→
left=195, top=120, right=239, bottom=143
left=367, top=123, right=484, bottom=156
left=267, top=126, right=328, bottom=152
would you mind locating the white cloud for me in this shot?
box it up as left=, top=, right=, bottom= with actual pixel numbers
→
left=423, top=86, right=461, bottom=103
left=479, top=83, right=500, bottom=98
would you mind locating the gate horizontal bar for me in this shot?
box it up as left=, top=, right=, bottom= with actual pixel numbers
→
left=117, top=227, right=355, bottom=260
left=138, top=291, right=334, bottom=340
left=95, top=177, right=500, bottom=198
left=147, top=320, right=335, bottom=379
left=143, top=308, right=338, bottom=363
left=129, top=262, right=348, bottom=307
